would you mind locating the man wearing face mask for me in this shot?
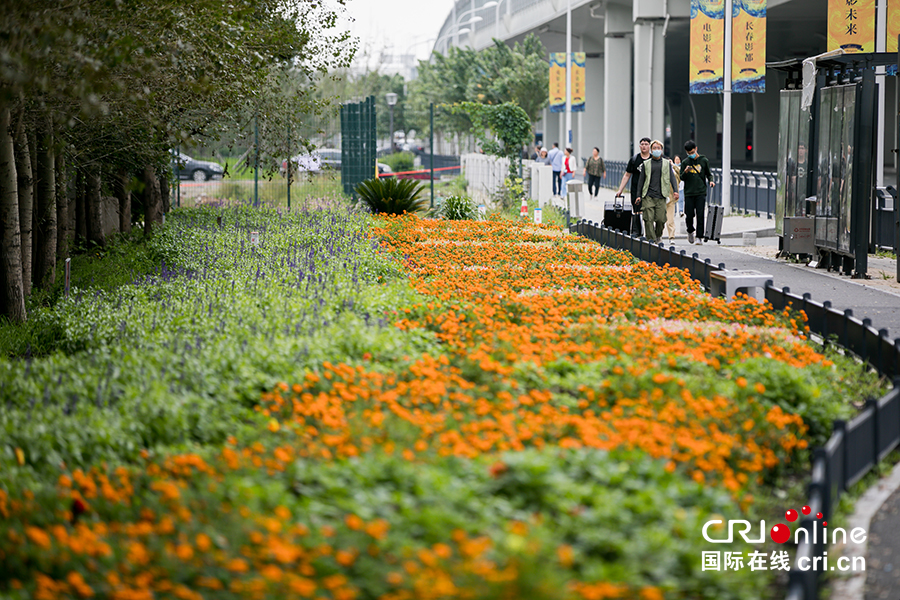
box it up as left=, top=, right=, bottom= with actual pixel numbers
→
left=615, top=137, right=652, bottom=236
left=680, top=140, right=715, bottom=245
left=634, top=140, right=678, bottom=242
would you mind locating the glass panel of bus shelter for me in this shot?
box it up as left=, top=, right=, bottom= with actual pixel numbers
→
left=815, top=87, right=833, bottom=247
left=785, top=91, right=801, bottom=218
left=775, top=91, right=791, bottom=236
left=839, top=84, right=856, bottom=254
left=827, top=86, right=845, bottom=249
left=796, top=98, right=811, bottom=215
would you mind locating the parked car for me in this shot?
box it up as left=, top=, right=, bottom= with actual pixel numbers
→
left=172, top=152, right=224, bottom=182
left=280, top=148, right=392, bottom=177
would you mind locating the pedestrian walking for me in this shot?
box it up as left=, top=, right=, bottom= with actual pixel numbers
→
left=562, top=147, right=575, bottom=190
left=584, top=147, right=606, bottom=199
left=615, top=137, right=652, bottom=237
left=548, top=143, right=564, bottom=196
left=680, top=140, right=715, bottom=245
left=537, top=149, right=551, bottom=165
left=634, top=140, right=678, bottom=242
left=673, top=155, right=685, bottom=216
left=665, top=155, right=682, bottom=244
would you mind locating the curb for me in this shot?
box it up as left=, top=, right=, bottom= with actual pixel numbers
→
left=829, top=461, right=900, bottom=600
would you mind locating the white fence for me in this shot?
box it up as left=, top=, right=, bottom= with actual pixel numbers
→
left=461, top=153, right=509, bottom=205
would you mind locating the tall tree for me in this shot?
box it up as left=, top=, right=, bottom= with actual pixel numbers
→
left=32, top=113, right=55, bottom=289
left=0, top=105, right=26, bottom=323
left=12, top=109, right=32, bottom=297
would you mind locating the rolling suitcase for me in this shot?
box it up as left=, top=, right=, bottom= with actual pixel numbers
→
left=704, top=204, right=724, bottom=243
left=602, top=195, right=633, bottom=232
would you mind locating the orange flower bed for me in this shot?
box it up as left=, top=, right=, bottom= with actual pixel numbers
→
left=259, top=217, right=815, bottom=494
left=1, top=215, right=831, bottom=600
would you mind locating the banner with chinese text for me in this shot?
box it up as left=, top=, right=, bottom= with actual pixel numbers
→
left=828, top=0, right=875, bottom=53
left=732, top=0, right=766, bottom=93
left=571, top=52, right=586, bottom=112
left=690, top=0, right=725, bottom=94
left=889, top=0, right=900, bottom=53
left=549, top=53, right=566, bottom=113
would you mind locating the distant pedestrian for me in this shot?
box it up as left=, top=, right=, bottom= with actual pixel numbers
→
left=548, top=143, right=564, bottom=196
left=665, top=155, right=682, bottom=244
left=562, top=147, right=575, bottom=190
left=681, top=140, right=715, bottom=245
left=673, top=155, right=685, bottom=216
left=634, top=140, right=678, bottom=242
left=531, top=145, right=542, bottom=160
left=537, top=149, right=551, bottom=165
left=584, top=147, right=606, bottom=199
left=615, top=137, right=652, bottom=236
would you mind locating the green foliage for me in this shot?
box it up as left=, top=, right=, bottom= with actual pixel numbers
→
left=409, top=34, right=549, bottom=137
left=492, top=177, right=527, bottom=212
left=466, top=35, right=550, bottom=124
left=0, top=205, right=433, bottom=473
left=354, top=177, right=428, bottom=215
left=380, top=152, right=416, bottom=173
left=438, top=195, right=480, bottom=220
left=450, top=102, right=532, bottom=177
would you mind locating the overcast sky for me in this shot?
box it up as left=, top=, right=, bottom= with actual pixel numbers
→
left=340, top=0, right=457, bottom=68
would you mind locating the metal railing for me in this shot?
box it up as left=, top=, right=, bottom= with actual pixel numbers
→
left=568, top=217, right=900, bottom=600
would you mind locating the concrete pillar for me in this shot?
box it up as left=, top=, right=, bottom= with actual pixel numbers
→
left=604, top=3, right=632, bottom=161
left=691, top=94, right=720, bottom=162
left=669, top=93, right=693, bottom=158
left=633, top=22, right=665, bottom=144
left=583, top=39, right=605, bottom=159
left=752, top=72, right=782, bottom=167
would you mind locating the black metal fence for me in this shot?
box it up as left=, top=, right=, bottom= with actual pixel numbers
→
left=569, top=217, right=900, bottom=600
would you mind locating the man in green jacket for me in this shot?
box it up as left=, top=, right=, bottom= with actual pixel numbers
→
left=680, top=140, right=716, bottom=245
left=634, top=140, right=678, bottom=242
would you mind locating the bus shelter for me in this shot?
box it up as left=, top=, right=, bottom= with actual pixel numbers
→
left=770, top=52, right=897, bottom=279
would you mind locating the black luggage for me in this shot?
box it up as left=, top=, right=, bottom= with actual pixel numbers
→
left=602, top=195, right=633, bottom=232
left=704, top=204, right=724, bottom=243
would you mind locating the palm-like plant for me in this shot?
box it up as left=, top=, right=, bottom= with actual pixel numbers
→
left=354, top=177, right=428, bottom=215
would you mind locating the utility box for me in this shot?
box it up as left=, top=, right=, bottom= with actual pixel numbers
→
left=784, top=217, right=815, bottom=254
left=567, top=180, right=584, bottom=219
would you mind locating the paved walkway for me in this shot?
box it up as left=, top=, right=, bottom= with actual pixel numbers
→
left=571, top=188, right=900, bottom=336
left=567, top=187, right=900, bottom=600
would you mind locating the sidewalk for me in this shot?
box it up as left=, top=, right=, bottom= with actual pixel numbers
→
left=566, top=186, right=900, bottom=600
left=567, top=187, right=900, bottom=335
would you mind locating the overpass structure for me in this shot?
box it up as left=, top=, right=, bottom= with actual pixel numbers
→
left=433, top=0, right=896, bottom=184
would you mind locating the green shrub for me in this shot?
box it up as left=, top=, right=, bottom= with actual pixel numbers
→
left=439, top=194, right=479, bottom=220
left=492, top=176, right=526, bottom=212
left=380, top=151, right=416, bottom=173
left=355, top=177, right=427, bottom=215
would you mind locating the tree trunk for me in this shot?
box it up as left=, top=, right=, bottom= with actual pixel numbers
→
left=159, top=172, right=170, bottom=215
left=75, top=167, right=86, bottom=242
left=0, top=106, right=26, bottom=323
left=114, top=169, right=131, bottom=233
left=13, top=118, right=33, bottom=298
left=55, top=152, right=67, bottom=261
left=143, top=165, right=161, bottom=236
left=85, top=165, right=105, bottom=247
left=32, top=114, right=56, bottom=290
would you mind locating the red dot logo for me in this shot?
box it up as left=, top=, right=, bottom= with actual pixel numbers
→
left=801, top=505, right=811, bottom=515
left=816, top=512, right=823, bottom=520
left=770, top=524, right=791, bottom=544
left=785, top=509, right=798, bottom=522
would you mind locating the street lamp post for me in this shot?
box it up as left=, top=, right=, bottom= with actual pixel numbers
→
left=386, top=92, right=398, bottom=153
left=494, top=0, right=509, bottom=40
left=440, top=1, right=496, bottom=51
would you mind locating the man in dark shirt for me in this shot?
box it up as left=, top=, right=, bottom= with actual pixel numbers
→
left=635, top=140, right=678, bottom=242
left=615, top=137, right=652, bottom=236
left=680, top=140, right=715, bottom=244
